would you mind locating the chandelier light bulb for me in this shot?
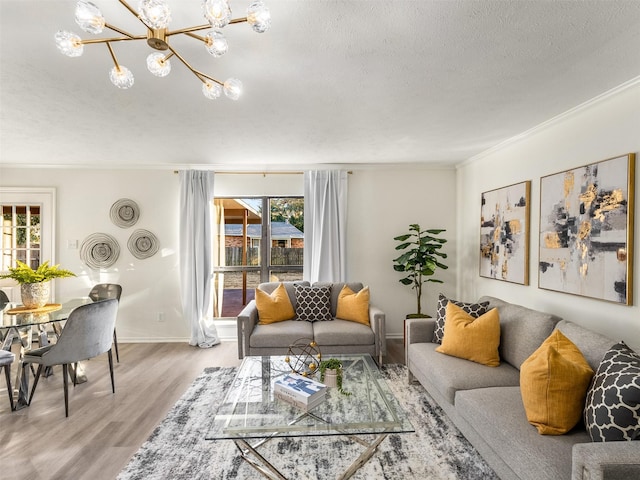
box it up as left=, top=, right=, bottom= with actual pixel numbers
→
left=202, top=81, right=222, bottom=100
left=204, top=31, right=228, bottom=57
left=247, top=1, right=271, bottom=33
left=55, top=30, right=84, bottom=57
left=223, top=78, right=242, bottom=100
left=75, top=0, right=105, bottom=34
left=109, top=66, right=135, bottom=89
left=202, top=0, right=232, bottom=29
left=139, top=0, right=172, bottom=29
left=146, top=52, right=171, bottom=77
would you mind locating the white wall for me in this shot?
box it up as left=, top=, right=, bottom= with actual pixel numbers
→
left=0, top=167, right=457, bottom=341
left=457, top=81, right=640, bottom=350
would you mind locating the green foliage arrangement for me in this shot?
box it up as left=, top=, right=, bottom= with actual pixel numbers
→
left=0, top=260, right=76, bottom=284
left=319, top=358, right=351, bottom=396
left=393, top=224, right=448, bottom=317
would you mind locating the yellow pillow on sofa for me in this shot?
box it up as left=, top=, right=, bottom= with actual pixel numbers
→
left=256, top=283, right=295, bottom=325
left=435, top=302, right=501, bottom=367
left=336, top=285, right=370, bottom=325
left=520, top=329, right=594, bottom=435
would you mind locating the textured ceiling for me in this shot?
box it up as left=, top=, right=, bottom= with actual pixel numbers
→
left=1, top=0, right=639, bottom=170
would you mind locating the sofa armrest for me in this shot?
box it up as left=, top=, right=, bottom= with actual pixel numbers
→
left=405, top=318, right=436, bottom=380
left=237, top=300, right=258, bottom=359
left=369, top=305, right=386, bottom=363
left=405, top=317, right=436, bottom=345
left=572, top=441, right=640, bottom=480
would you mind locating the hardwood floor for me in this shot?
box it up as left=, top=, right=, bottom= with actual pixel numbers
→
left=0, top=339, right=404, bottom=480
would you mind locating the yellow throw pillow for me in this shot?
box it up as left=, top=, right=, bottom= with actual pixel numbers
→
left=520, top=329, right=594, bottom=435
left=256, top=283, right=295, bottom=325
left=435, top=302, right=501, bottom=367
left=336, top=285, right=370, bottom=325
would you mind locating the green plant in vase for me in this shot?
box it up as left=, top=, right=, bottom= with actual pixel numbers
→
left=393, top=224, right=448, bottom=318
left=0, top=260, right=76, bottom=309
left=319, top=358, right=351, bottom=396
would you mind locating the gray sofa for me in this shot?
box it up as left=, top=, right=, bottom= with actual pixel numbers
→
left=405, top=295, right=640, bottom=480
left=237, top=281, right=386, bottom=364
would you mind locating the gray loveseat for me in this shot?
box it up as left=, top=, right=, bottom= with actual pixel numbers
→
left=237, top=281, right=386, bottom=364
left=405, top=295, right=640, bottom=480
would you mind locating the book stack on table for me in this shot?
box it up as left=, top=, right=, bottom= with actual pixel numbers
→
left=274, top=373, right=327, bottom=411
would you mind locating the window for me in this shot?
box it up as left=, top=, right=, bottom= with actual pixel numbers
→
left=2, top=204, right=41, bottom=270
left=0, top=188, right=55, bottom=272
left=212, top=197, right=303, bottom=318
left=0, top=188, right=55, bottom=302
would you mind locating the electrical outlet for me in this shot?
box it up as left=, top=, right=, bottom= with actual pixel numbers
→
left=157, top=312, right=165, bottom=322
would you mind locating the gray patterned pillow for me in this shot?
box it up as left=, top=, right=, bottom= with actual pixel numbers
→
left=584, top=342, right=640, bottom=442
left=294, top=284, right=332, bottom=322
left=434, top=293, right=490, bottom=344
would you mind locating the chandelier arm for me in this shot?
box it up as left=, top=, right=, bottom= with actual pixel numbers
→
left=106, top=42, right=121, bottom=69
left=81, top=36, right=143, bottom=46
left=165, top=44, right=223, bottom=85
left=230, top=17, right=248, bottom=24
left=183, top=32, right=206, bottom=43
left=117, top=0, right=144, bottom=24
left=166, top=24, right=211, bottom=36
left=104, top=22, right=146, bottom=40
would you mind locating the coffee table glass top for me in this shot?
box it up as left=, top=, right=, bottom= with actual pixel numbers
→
left=206, top=355, right=414, bottom=440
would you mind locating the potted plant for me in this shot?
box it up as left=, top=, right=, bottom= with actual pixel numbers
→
left=393, top=224, right=448, bottom=318
left=318, top=358, right=351, bottom=396
left=0, top=260, right=76, bottom=309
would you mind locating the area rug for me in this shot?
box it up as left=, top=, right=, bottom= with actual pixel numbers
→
left=117, top=364, right=498, bottom=480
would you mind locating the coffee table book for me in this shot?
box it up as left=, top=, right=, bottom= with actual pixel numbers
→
left=274, top=390, right=326, bottom=411
left=274, top=373, right=327, bottom=405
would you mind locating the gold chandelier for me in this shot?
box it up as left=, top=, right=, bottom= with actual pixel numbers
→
left=55, top=0, right=271, bottom=100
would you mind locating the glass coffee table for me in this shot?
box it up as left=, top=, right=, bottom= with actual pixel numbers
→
left=206, top=354, right=414, bottom=479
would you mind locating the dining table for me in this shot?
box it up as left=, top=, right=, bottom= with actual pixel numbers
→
left=1, top=298, right=92, bottom=410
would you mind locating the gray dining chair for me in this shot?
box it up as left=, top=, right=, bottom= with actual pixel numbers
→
left=0, top=349, right=15, bottom=411
left=23, top=298, right=119, bottom=417
left=88, top=284, right=122, bottom=362
left=0, top=289, right=10, bottom=311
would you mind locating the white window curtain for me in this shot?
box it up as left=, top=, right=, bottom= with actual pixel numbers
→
left=179, top=170, right=220, bottom=348
left=303, top=170, right=348, bottom=283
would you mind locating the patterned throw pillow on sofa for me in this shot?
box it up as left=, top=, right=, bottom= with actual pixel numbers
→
left=294, top=284, right=332, bottom=322
left=434, top=293, right=490, bottom=344
left=584, top=342, right=640, bottom=441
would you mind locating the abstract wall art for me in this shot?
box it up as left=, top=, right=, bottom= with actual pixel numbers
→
left=538, top=153, right=635, bottom=305
left=480, top=180, right=531, bottom=284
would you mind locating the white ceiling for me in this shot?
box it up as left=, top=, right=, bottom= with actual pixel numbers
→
left=1, top=0, right=639, bottom=171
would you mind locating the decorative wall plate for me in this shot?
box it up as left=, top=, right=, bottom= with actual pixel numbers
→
left=128, top=229, right=159, bottom=259
left=110, top=198, right=140, bottom=228
left=80, top=233, right=120, bottom=269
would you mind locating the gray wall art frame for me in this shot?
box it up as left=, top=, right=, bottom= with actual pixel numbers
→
left=538, top=153, right=635, bottom=305
left=480, top=180, right=531, bottom=285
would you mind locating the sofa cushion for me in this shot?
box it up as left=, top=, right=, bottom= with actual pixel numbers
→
left=249, top=320, right=314, bottom=348
left=520, top=330, right=594, bottom=435
left=456, top=386, right=590, bottom=480
left=313, top=282, right=364, bottom=317
left=434, top=293, right=489, bottom=344
left=256, top=283, right=296, bottom=325
left=258, top=281, right=310, bottom=311
left=479, top=296, right=561, bottom=369
left=336, top=285, right=370, bottom=325
left=409, top=342, right=520, bottom=405
left=294, top=284, right=332, bottom=322
left=555, top=320, right=615, bottom=371
left=313, top=319, right=375, bottom=347
left=584, top=342, right=640, bottom=442
left=436, top=303, right=501, bottom=367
